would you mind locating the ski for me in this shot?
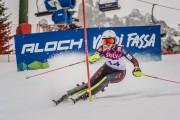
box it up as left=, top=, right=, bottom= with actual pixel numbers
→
left=52, top=94, right=68, bottom=106
left=69, top=95, right=82, bottom=104
left=52, top=100, right=59, bottom=106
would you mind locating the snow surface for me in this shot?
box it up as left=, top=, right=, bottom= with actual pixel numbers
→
left=0, top=54, right=180, bottom=120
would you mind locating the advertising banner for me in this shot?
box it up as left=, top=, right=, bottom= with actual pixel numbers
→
left=14, top=26, right=161, bottom=71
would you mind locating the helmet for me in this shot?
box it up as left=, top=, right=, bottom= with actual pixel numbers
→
left=102, top=30, right=116, bottom=39
left=102, top=30, right=116, bottom=44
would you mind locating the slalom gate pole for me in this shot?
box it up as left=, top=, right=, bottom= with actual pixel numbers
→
left=82, top=0, right=92, bottom=101
left=143, top=74, right=180, bottom=84
left=26, top=60, right=85, bottom=79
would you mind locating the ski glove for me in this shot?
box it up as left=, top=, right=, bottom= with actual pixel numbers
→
left=89, top=53, right=100, bottom=64
left=132, top=67, right=144, bottom=77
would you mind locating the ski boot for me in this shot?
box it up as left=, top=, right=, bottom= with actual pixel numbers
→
left=69, top=92, right=89, bottom=104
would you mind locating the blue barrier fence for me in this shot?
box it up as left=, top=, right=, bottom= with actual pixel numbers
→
left=14, top=26, right=161, bottom=71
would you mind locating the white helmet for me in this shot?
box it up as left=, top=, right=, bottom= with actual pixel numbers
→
left=102, top=30, right=116, bottom=38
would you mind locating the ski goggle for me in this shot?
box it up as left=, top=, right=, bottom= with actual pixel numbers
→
left=103, top=38, right=115, bottom=44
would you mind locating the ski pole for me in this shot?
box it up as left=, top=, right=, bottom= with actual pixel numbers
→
left=26, top=60, right=85, bottom=79
left=143, top=74, right=180, bottom=84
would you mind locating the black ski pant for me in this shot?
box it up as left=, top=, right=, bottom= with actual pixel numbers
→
left=67, top=63, right=126, bottom=96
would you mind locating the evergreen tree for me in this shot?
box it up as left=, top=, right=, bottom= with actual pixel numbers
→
left=0, top=0, right=12, bottom=54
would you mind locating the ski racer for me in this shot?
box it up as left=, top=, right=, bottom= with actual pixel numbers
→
left=53, top=30, right=144, bottom=105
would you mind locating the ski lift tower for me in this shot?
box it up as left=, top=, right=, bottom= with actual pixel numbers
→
left=16, top=0, right=32, bottom=35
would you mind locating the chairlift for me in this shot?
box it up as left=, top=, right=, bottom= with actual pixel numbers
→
left=98, top=0, right=121, bottom=12
left=149, top=4, right=167, bottom=37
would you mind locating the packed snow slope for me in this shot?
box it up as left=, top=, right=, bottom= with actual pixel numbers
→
left=0, top=54, right=180, bottom=120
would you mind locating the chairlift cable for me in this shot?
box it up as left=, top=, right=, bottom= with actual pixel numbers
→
left=136, top=0, right=180, bottom=11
